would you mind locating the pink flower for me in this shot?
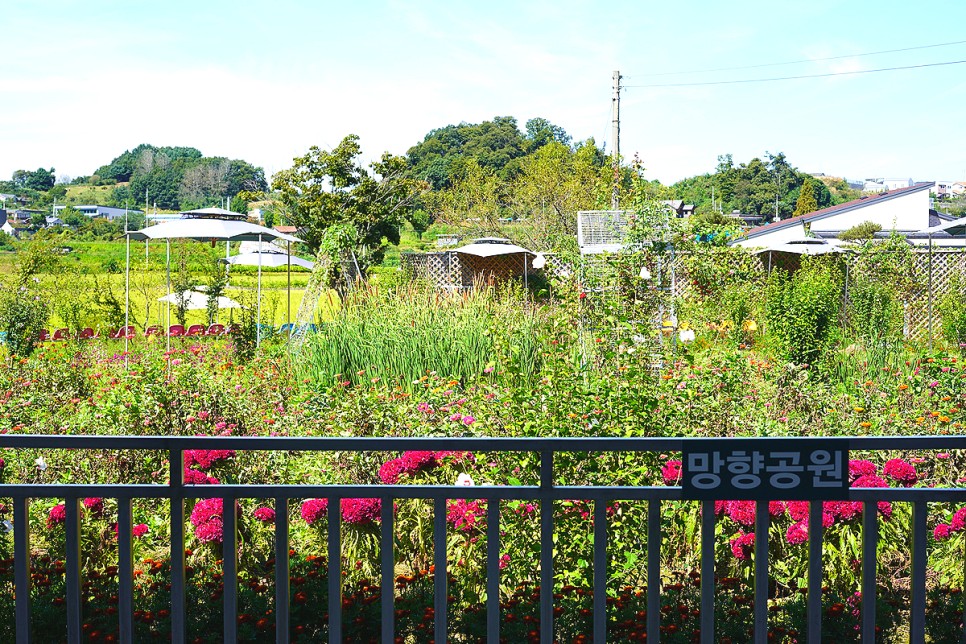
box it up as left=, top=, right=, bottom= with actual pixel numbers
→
left=190, top=498, right=224, bottom=527
left=848, top=459, right=878, bottom=483
left=826, top=500, right=863, bottom=523
left=253, top=507, right=276, bottom=523
left=447, top=499, right=486, bottom=532
left=726, top=501, right=756, bottom=527
left=448, top=413, right=462, bottom=422
left=416, top=402, right=433, bottom=414
left=184, top=449, right=235, bottom=471
left=661, top=460, right=682, bottom=486
left=786, top=521, right=809, bottom=545
left=83, top=497, right=105, bottom=517
left=882, top=459, right=918, bottom=486
left=194, top=518, right=223, bottom=543
left=183, top=469, right=219, bottom=485
left=379, top=459, right=405, bottom=484
left=400, top=451, right=438, bottom=473
left=499, top=554, right=510, bottom=569
left=852, top=474, right=889, bottom=489
left=934, top=523, right=953, bottom=540
left=133, top=523, right=150, bottom=539
left=787, top=501, right=810, bottom=522
left=341, top=498, right=382, bottom=525
left=461, top=415, right=476, bottom=426
left=951, top=507, right=966, bottom=532
left=768, top=501, right=787, bottom=518
left=47, top=503, right=66, bottom=528
left=730, top=531, right=755, bottom=560
left=300, top=498, right=329, bottom=525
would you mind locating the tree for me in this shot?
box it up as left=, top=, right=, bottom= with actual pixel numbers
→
left=793, top=179, right=818, bottom=218
left=60, top=205, right=86, bottom=228
left=272, top=135, right=425, bottom=270
left=12, top=168, right=56, bottom=192
left=838, top=221, right=882, bottom=242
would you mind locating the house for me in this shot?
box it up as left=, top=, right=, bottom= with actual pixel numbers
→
left=934, top=181, right=958, bottom=199
left=53, top=204, right=143, bottom=221
left=660, top=200, right=696, bottom=218
left=730, top=182, right=965, bottom=248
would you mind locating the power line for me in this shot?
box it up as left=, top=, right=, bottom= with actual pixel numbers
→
left=623, top=59, right=966, bottom=88
left=626, top=39, right=966, bottom=78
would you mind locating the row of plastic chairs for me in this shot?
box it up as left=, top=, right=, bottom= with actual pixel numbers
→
left=36, top=322, right=319, bottom=342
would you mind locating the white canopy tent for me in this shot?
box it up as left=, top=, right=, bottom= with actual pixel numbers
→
left=124, top=215, right=303, bottom=352
left=225, top=251, right=314, bottom=270
left=158, top=289, right=242, bottom=310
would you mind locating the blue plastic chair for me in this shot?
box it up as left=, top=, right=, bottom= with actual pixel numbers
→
left=278, top=323, right=294, bottom=335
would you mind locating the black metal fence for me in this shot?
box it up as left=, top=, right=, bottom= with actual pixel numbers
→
left=2, top=435, right=966, bottom=644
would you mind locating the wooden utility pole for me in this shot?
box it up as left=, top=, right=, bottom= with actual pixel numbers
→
left=611, top=70, right=622, bottom=210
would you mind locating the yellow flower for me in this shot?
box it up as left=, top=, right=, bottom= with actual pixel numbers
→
left=853, top=407, right=865, bottom=413
left=742, top=319, right=758, bottom=332
left=859, top=421, right=872, bottom=429
left=939, top=416, right=951, bottom=423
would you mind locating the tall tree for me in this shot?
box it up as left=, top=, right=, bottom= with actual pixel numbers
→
left=793, top=178, right=819, bottom=218
left=272, top=135, right=425, bottom=266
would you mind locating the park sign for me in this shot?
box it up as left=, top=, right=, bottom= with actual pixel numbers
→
left=682, top=439, right=850, bottom=501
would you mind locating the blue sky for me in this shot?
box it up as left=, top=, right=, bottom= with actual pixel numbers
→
left=3, top=0, right=965, bottom=186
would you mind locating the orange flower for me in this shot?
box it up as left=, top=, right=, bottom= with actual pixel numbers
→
left=898, top=384, right=909, bottom=391
left=859, top=421, right=872, bottom=429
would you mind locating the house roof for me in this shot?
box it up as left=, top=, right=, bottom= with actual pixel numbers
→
left=736, top=182, right=934, bottom=242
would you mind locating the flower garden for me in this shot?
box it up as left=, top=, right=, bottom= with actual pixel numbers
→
left=0, top=237, right=965, bottom=642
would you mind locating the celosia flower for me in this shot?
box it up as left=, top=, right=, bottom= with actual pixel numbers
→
left=341, top=498, right=381, bottom=525
left=190, top=499, right=223, bottom=527
left=852, top=474, right=889, bottom=489
left=184, top=449, right=235, bottom=471
left=83, top=497, right=105, bottom=517
left=934, top=524, right=953, bottom=540
left=768, top=501, right=787, bottom=518
left=300, top=498, right=329, bottom=525
left=883, top=459, right=918, bottom=486
left=183, top=469, right=219, bottom=485
left=848, top=460, right=878, bottom=483
left=133, top=524, right=150, bottom=539
left=951, top=507, right=966, bottom=532
left=730, top=531, right=755, bottom=560
left=786, top=521, right=809, bottom=545
left=253, top=507, right=276, bottom=523
left=194, top=518, right=224, bottom=544
left=400, top=451, right=438, bottom=473
left=661, top=460, right=682, bottom=486
left=47, top=503, right=66, bottom=528
left=379, top=459, right=405, bottom=484
left=726, top=501, right=756, bottom=527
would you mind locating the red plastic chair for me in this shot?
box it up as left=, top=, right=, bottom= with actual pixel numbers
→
left=38, top=329, right=50, bottom=342
left=52, top=328, right=71, bottom=341
left=168, top=324, right=186, bottom=337
left=144, top=325, right=161, bottom=337
left=109, top=325, right=136, bottom=339
left=186, top=324, right=206, bottom=337
left=78, top=327, right=98, bottom=340
left=205, top=323, right=226, bottom=336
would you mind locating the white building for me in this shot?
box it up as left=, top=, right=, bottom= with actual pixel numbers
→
left=730, top=182, right=964, bottom=248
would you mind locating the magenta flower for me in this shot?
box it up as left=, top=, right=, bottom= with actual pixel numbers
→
left=184, top=469, right=220, bottom=485
left=786, top=521, right=809, bottom=545
left=768, top=501, right=787, bottom=518
left=341, top=498, right=382, bottom=525
left=253, top=507, right=276, bottom=523
left=951, top=507, right=966, bottom=532
left=934, top=523, right=953, bottom=540
left=447, top=499, right=486, bottom=532
left=184, top=449, right=235, bottom=471
left=461, top=415, right=476, bottom=426
left=83, top=497, right=105, bottom=517
left=400, top=451, right=438, bottom=473
left=729, top=531, right=755, bottom=560
left=379, top=459, right=405, bottom=484
left=300, top=498, right=329, bottom=525
left=882, top=459, right=918, bottom=486
left=194, top=518, right=224, bottom=544
left=852, top=474, right=889, bottom=489
left=725, top=501, right=756, bottom=527
left=661, top=460, right=682, bottom=486
left=848, top=459, right=878, bottom=483
left=190, top=498, right=223, bottom=527
left=47, top=503, right=66, bottom=528
left=133, top=523, right=150, bottom=539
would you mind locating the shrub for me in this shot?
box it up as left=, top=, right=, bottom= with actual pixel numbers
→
left=847, top=275, right=902, bottom=344
left=838, top=220, right=882, bottom=242
left=765, top=259, right=843, bottom=366
left=939, top=272, right=966, bottom=348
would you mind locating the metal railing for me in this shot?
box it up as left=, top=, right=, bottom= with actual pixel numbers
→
left=2, top=434, right=966, bottom=644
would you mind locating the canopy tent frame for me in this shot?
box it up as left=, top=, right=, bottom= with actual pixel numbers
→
left=125, top=216, right=301, bottom=349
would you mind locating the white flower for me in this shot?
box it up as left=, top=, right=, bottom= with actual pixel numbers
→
left=35, top=456, right=47, bottom=471
left=456, top=473, right=475, bottom=487
left=679, top=329, right=696, bottom=344
left=639, top=266, right=651, bottom=280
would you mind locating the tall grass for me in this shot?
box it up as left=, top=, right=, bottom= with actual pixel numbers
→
left=295, top=283, right=542, bottom=390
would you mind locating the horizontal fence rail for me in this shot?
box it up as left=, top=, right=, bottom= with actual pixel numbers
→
left=1, top=435, right=966, bottom=644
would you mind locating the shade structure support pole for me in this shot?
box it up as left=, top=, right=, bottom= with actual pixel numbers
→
left=257, top=233, right=263, bottom=347
left=928, top=234, right=934, bottom=350
left=287, top=241, right=292, bottom=340
left=166, top=239, right=171, bottom=356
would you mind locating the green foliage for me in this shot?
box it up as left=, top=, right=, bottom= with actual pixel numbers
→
left=12, top=167, right=56, bottom=192
left=765, top=259, right=843, bottom=366
left=847, top=275, right=902, bottom=344
left=939, top=272, right=966, bottom=348
left=838, top=220, right=882, bottom=242
left=272, top=135, right=423, bottom=267
left=792, top=178, right=818, bottom=217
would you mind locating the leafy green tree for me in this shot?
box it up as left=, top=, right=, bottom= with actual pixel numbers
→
left=60, top=206, right=86, bottom=228
left=524, top=118, right=572, bottom=151
left=793, top=179, right=819, bottom=217
left=272, top=135, right=424, bottom=268
left=838, top=221, right=882, bottom=242
left=12, top=168, right=56, bottom=191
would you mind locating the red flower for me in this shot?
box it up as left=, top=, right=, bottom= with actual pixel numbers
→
left=725, top=501, right=756, bottom=527
left=848, top=459, right=878, bottom=483
left=83, top=497, right=105, bottom=517
left=253, top=507, right=276, bottom=523
left=786, top=521, right=808, bottom=545
left=341, top=498, right=382, bottom=525
left=47, top=503, right=66, bottom=528
left=378, top=459, right=405, bottom=484
left=934, top=523, right=953, bottom=540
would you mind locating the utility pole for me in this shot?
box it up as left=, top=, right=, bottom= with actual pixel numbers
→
left=611, top=70, right=622, bottom=210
